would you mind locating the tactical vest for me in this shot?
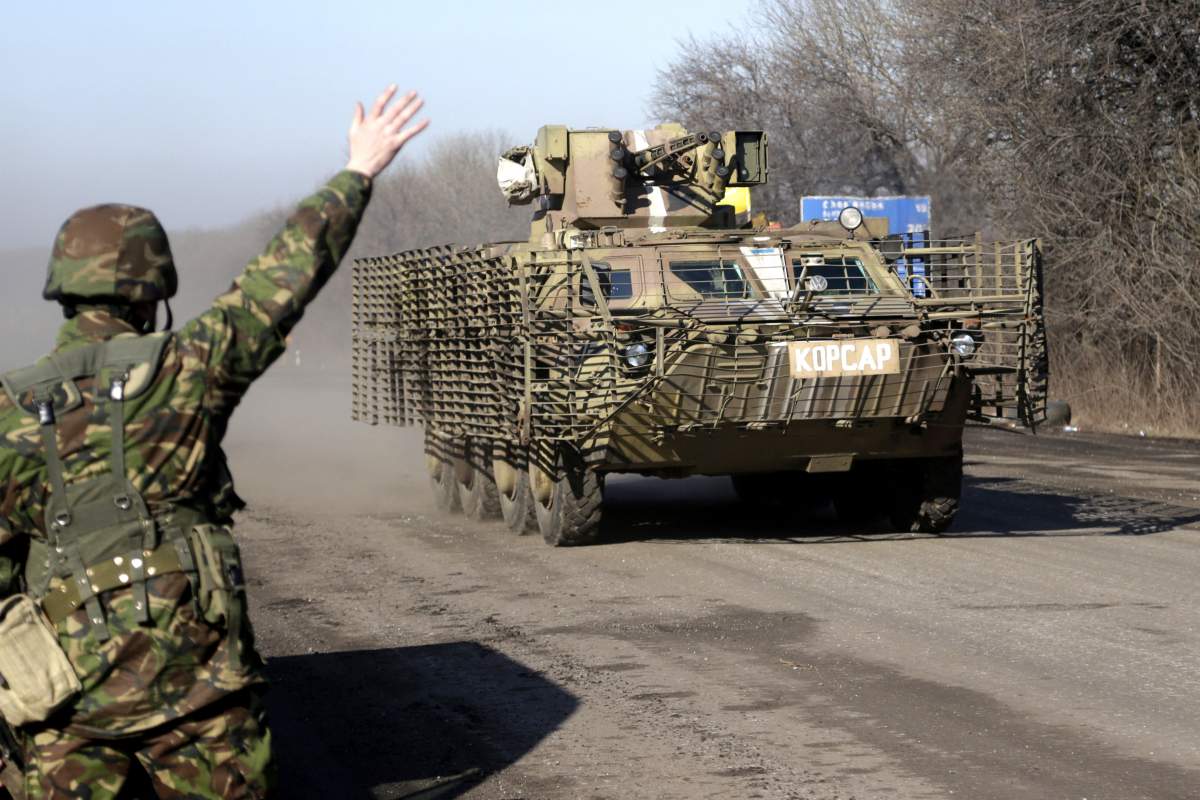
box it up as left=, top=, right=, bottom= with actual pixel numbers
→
left=0, top=334, right=207, bottom=643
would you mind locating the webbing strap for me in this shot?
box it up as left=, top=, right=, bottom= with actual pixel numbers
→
left=107, top=377, right=154, bottom=625
left=129, top=549, right=151, bottom=625
left=107, top=377, right=129, bottom=504
left=172, top=535, right=197, bottom=575
left=36, top=353, right=77, bottom=543
left=66, top=549, right=110, bottom=642
left=36, top=402, right=72, bottom=539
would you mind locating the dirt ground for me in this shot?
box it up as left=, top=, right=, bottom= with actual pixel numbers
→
left=224, top=369, right=1200, bottom=800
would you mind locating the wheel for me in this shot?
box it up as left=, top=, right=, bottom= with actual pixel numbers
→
left=425, top=430, right=461, bottom=514
left=493, top=443, right=536, bottom=534
left=888, top=449, right=963, bottom=534
left=1045, top=399, right=1072, bottom=426
left=457, top=439, right=501, bottom=521
left=529, top=445, right=603, bottom=547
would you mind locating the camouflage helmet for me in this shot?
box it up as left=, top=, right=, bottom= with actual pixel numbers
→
left=43, top=204, right=178, bottom=304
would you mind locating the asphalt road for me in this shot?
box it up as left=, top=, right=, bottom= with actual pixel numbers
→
left=226, top=373, right=1200, bottom=799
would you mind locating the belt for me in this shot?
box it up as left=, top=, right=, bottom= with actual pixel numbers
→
left=41, top=546, right=187, bottom=624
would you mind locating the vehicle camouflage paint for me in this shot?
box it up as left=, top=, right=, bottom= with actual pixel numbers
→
left=350, top=124, right=1049, bottom=545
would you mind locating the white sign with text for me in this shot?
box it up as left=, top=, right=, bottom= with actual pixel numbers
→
left=787, top=339, right=901, bottom=379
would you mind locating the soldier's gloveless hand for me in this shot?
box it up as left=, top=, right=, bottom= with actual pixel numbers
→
left=345, top=84, right=429, bottom=178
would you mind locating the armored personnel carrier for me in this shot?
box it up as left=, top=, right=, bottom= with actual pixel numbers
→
left=351, top=124, right=1048, bottom=545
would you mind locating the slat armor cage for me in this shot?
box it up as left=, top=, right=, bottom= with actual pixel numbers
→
left=351, top=236, right=1047, bottom=447
left=351, top=245, right=525, bottom=440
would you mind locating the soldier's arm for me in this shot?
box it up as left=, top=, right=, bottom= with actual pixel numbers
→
left=179, top=170, right=372, bottom=397
left=177, top=86, right=428, bottom=404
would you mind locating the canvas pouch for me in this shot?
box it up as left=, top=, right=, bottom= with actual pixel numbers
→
left=0, top=594, right=81, bottom=726
left=188, top=525, right=254, bottom=670
left=189, top=525, right=245, bottom=627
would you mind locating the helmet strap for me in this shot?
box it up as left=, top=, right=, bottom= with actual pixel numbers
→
left=161, top=299, right=173, bottom=332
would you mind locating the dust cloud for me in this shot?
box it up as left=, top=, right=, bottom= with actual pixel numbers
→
left=223, top=368, right=431, bottom=519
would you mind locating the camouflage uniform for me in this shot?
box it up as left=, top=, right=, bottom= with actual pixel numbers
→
left=0, top=170, right=371, bottom=798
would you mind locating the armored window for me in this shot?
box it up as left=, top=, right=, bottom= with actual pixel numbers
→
left=790, top=257, right=878, bottom=294
left=582, top=261, right=635, bottom=305
left=669, top=260, right=749, bottom=299
left=591, top=262, right=634, bottom=300
left=604, top=269, right=633, bottom=299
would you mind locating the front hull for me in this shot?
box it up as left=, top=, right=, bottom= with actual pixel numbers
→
left=602, top=373, right=971, bottom=475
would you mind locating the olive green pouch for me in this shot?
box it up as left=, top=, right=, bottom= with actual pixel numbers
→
left=0, top=594, right=81, bottom=726
left=188, top=525, right=245, bottom=626
left=188, top=525, right=254, bottom=671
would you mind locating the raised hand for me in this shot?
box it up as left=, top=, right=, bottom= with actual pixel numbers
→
left=345, top=85, right=429, bottom=178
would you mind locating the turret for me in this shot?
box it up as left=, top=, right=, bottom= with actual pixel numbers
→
left=497, top=124, right=767, bottom=235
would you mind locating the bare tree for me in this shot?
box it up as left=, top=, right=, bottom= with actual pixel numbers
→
left=917, top=0, right=1200, bottom=425
left=650, top=0, right=987, bottom=232
left=653, top=0, right=1200, bottom=432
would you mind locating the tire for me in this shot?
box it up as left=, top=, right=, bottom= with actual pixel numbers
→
left=493, top=443, right=536, bottom=534
left=530, top=446, right=603, bottom=547
left=888, top=449, right=963, bottom=534
left=1045, top=399, right=1072, bottom=426
left=457, top=439, right=501, bottom=521
left=425, top=430, right=461, bottom=514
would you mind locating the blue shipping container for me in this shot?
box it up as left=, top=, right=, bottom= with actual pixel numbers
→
left=799, top=196, right=931, bottom=235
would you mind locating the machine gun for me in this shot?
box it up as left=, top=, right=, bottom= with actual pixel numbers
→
left=498, top=123, right=767, bottom=233
left=606, top=130, right=732, bottom=207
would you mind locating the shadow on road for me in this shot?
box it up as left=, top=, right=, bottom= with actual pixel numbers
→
left=955, top=475, right=1200, bottom=537
left=266, top=643, right=577, bottom=799
left=596, top=473, right=1200, bottom=545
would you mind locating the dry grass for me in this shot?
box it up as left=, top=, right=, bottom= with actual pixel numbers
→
left=1053, top=356, right=1200, bottom=440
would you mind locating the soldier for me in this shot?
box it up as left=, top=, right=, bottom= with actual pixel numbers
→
left=0, top=84, right=428, bottom=799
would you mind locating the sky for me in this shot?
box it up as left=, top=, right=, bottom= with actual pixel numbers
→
left=0, top=1, right=750, bottom=248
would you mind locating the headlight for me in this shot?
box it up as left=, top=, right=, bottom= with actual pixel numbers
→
left=624, top=342, right=651, bottom=368
left=950, top=332, right=977, bottom=359
left=838, top=206, right=864, bottom=231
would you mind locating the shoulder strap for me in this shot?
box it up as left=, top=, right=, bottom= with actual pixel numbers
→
left=1, top=355, right=88, bottom=419
left=15, top=336, right=173, bottom=636
left=98, top=333, right=171, bottom=400
left=1, top=333, right=173, bottom=541
left=0, top=332, right=171, bottom=414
